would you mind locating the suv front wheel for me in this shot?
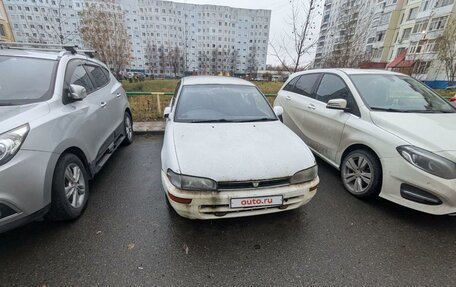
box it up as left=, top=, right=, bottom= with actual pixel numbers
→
left=46, top=153, right=89, bottom=221
left=122, top=112, right=134, bottom=146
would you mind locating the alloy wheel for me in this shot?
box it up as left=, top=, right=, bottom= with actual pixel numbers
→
left=64, top=163, right=86, bottom=208
left=342, top=155, right=373, bottom=194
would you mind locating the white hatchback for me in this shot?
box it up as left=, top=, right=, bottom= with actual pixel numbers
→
left=275, top=69, right=456, bottom=215
left=161, top=76, right=319, bottom=219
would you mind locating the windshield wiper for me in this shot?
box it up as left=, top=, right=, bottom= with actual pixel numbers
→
left=370, top=107, right=411, bottom=112
left=189, top=119, right=234, bottom=123
left=234, top=118, right=277, bottom=123
left=0, top=103, right=17, bottom=106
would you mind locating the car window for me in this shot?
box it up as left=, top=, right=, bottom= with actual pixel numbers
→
left=283, top=76, right=299, bottom=92
left=316, top=74, right=351, bottom=104
left=351, top=74, right=455, bottom=113
left=0, top=56, right=57, bottom=105
left=85, top=65, right=110, bottom=89
left=294, top=74, right=320, bottom=97
left=175, top=84, right=277, bottom=123
left=70, top=65, right=95, bottom=94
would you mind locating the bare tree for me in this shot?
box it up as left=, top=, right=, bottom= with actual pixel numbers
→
left=145, top=41, right=158, bottom=75
left=270, top=0, right=321, bottom=73
left=229, top=49, right=239, bottom=76
left=168, top=46, right=184, bottom=77
left=321, top=1, right=373, bottom=68
left=158, top=45, right=167, bottom=76
left=80, top=0, right=132, bottom=75
left=247, top=44, right=259, bottom=78
left=436, top=18, right=456, bottom=85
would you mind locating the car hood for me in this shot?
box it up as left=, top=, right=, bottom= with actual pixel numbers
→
left=0, top=103, right=50, bottom=134
left=172, top=121, right=315, bottom=182
left=370, top=112, right=456, bottom=152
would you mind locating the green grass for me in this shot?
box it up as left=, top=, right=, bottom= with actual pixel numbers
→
left=124, top=79, right=454, bottom=121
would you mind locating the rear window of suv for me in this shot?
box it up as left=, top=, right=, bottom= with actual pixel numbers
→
left=0, top=56, right=58, bottom=105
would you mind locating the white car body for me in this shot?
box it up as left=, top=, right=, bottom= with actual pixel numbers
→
left=275, top=68, right=456, bottom=215
left=161, top=76, right=319, bottom=219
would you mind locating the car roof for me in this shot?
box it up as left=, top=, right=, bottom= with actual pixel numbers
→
left=181, top=76, right=255, bottom=86
left=293, top=68, right=404, bottom=77
left=0, top=48, right=62, bottom=60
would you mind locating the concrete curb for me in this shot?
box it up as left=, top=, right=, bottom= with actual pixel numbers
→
left=133, top=122, right=165, bottom=135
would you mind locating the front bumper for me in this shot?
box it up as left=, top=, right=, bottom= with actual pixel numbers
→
left=380, top=157, right=456, bottom=215
left=0, top=150, right=57, bottom=232
left=161, top=171, right=319, bottom=219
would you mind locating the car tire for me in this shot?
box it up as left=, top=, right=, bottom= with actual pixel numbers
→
left=46, top=153, right=89, bottom=221
left=122, top=112, right=134, bottom=146
left=340, top=149, right=382, bottom=199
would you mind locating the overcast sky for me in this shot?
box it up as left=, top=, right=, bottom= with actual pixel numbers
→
left=179, top=0, right=324, bottom=66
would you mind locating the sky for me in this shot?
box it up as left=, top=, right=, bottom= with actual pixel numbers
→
left=179, top=0, right=324, bottom=67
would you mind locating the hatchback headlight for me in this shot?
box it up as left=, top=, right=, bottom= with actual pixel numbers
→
left=167, top=169, right=217, bottom=191
left=397, top=145, right=456, bottom=179
left=0, top=124, right=29, bottom=166
left=290, top=165, right=318, bottom=184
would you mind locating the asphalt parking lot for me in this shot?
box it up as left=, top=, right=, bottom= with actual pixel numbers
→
left=0, top=135, right=455, bottom=286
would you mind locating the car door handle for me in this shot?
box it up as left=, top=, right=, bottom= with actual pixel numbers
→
left=307, top=104, right=316, bottom=110
left=285, top=95, right=291, bottom=101
left=115, top=93, right=122, bottom=98
left=100, top=102, right=107, bottom=108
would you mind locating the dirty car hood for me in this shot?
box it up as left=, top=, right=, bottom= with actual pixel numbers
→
left=0, top=103, right=50, bottom=133
left=173, top=121, right=315, bottom=182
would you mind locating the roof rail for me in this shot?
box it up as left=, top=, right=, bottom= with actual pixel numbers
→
left=0, top=42, right=97, bottom=57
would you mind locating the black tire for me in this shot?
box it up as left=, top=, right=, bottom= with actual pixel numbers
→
left=122, top=112, right=134, bottom=146
left=46, top=153, right=89, bottom=221
left=340, top=149, right=382, bottom=199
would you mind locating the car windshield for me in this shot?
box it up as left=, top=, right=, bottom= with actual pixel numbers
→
left=350, top=74, right=455, bottom=113
left=174, top=84, right=277, bottom=123
left=0, top=56, right=57, bottom=106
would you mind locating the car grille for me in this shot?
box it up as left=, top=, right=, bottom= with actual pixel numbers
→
left=217, top=177, right=291, bottom=190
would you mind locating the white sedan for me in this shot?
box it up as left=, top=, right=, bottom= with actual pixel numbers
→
left=275, top=69, right=456, bottom=215
left=161, top=76, right=319, bottom=219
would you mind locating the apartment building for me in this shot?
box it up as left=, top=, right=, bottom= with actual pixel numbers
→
left=402, top=0, right=455, bottom=84
left=0, top=0, right=14, bottom=41
left=3, top=0, right=270, bottom=76
left=315, top=0, right=455, bottom=85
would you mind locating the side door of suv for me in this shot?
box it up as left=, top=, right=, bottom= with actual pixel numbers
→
left=64, top=60, right=112, bottom=164
left=304, top=73, right=360, bottom=162
left=278, top=73, right=321, bottom=144
left=85, top=63, right=125, bottom=141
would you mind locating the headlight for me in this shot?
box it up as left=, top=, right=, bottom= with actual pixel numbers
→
left=397, top=145, right=456, bottom=179
left=290, top=165, right=318, bottom=184
left=0, top=124, right=29, bottom=166
left=167, top=169, right=217, bottom=191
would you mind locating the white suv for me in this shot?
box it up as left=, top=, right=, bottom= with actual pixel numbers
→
left=275, top=69, right=456, bottom=215
left=0, top=44, right=133, bottom=232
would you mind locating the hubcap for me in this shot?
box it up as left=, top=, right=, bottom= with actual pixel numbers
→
left=125, top=116, right=133, bottom=140
left=342, top=155, right=373, bottom=194
left=64, top=164, right=86, bottom=208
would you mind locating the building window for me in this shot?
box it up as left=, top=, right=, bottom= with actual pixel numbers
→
left=0, top=24, right=5, bottom=37
left=407, top=7, right=418, bottom=20
left=412, top=20, right=428, bottom=34
left=414, top=61, right=431, bottom=74
left=401, top=28, right=412, bottom=41
left=435, top=0, right=454, bottom=8
left=429, top=16, right=448, bottom=31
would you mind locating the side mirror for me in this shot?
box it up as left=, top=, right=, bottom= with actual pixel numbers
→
left=163, top=106, right=171, bottom=119
left=326, top=99, right=347, bottom=110
left=68, top=84, right=87, bottom=101
left=273, top=106, right=284, bottom=117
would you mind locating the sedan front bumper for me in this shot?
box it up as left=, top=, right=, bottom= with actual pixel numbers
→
left=380, top=157, right=456, bottom=215
left=161, top=171, right=319, bottom=219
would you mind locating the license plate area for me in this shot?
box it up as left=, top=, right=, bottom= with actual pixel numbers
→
left=230, top=195, right=283, bottom=209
